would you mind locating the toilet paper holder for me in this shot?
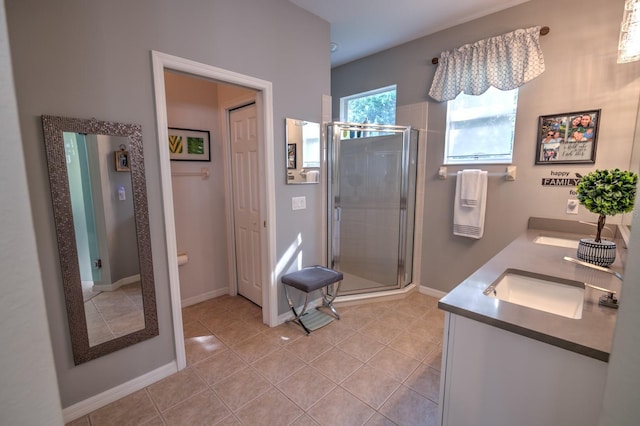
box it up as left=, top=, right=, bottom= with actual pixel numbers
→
left=177, top=252, right=189, bottom=266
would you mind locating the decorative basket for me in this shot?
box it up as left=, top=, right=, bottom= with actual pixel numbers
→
left=577, top=239, right=617, bottom=267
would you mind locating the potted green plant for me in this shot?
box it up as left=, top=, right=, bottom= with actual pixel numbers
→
left=576, top=168, right=638, bottom=266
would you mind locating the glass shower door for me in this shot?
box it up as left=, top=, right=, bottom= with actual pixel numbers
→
left=329, top=123, right=417, bottom=295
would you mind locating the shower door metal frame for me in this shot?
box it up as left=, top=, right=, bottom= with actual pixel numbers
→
left=327, top=122, right=416, bottom=293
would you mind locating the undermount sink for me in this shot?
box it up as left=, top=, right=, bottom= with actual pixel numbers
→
left=533, top=235, right=580, bottom=249
left=484, top=269, right=584, bottom=319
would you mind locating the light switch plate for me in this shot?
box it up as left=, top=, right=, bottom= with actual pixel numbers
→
left=292, top=196, right=306, bottom=210
left=566, top=199, right=578, bottom=214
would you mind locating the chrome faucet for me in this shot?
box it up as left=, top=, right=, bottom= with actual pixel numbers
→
left=563, top=256, right=621, bottom=309
left=578, top=221, right=615, bottom=239
left=563, top=256, right=623, bottom=280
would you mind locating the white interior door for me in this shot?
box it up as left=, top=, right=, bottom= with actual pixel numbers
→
left=229, top=103, right=262, bottom=306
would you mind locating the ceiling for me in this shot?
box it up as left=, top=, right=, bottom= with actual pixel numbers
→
left=289, top=0, right=531, bottom=67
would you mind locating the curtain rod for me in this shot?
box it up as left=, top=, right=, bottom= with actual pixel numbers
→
left=431, top=26, right=549, bottom=65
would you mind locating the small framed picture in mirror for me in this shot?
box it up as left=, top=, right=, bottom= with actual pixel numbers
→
left=114, top=149, right=130, bottom=172
left=287, top=143, right=297, bottom=169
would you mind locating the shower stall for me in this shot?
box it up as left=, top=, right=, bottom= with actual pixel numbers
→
left=327, top=122, right=419, bottom=296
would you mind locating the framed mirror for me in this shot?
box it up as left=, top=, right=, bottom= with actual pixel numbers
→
left=42, top=115, right=158, bottom=365
left=285, top=118, right=321, bottom=184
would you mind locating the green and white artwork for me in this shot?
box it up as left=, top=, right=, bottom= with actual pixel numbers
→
left=168, top=128, right=211, bottom=161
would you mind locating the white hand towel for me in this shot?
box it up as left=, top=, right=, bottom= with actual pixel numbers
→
left=306, top=170, right=319, bottom=183
left=454, top=170, right=487, bottom=239
left=460, top=169, right=482, bottom=207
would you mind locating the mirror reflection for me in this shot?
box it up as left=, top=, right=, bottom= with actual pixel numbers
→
left=42, top=115, right=158, bottom=365
left=285, top=118, right=320, bottom=184
left=63, top=132, right=144, bottom=346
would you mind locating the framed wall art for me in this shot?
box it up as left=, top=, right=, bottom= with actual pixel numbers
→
left=168, top=127, right=211, bottom=161
left=535, top=109, right=600, bottom=165
left=114, top=147, right=130, bottom=172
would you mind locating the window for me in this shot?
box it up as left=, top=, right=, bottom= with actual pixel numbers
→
left=340, top=85, right=397, bottom=127
left=444, top=87, right=519, bottom=164
left=302, top=122, right=320, bottom=168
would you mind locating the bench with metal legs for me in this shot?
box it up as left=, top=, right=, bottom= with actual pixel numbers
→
left=281, top=265, right=343, bottom=334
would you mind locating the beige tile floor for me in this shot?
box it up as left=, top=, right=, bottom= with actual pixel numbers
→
left=85, top=282, right=145, bottom=346
left=68, top=292, right=443, bottom=426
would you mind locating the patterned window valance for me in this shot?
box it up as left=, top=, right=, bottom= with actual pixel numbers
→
left=428, top=26, right=546, bottom=102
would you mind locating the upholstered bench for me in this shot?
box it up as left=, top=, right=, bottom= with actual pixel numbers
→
left=281, top=265, right=343, bottom=334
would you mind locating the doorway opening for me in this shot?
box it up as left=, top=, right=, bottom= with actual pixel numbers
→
left=151, top=51, right=277, bottom=370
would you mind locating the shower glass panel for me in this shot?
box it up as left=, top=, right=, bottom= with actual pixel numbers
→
left=328, top=123, right=418, bottom=295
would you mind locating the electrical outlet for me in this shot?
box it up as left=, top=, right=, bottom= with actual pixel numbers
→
left=566, top=199, right=578, bottom=214
left=292, top=196, right=306, bottom=210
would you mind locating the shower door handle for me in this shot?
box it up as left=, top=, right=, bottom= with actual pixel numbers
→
left=332, top=207, right=341, bottom=268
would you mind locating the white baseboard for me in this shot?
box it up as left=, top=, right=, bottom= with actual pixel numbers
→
left=276, top=297, right=323, bottom=325
left=62, top=361, right=177, bottom=423
left=181, top=288, right=228, bottom=308
left=92, top=274, right=141, bottom=292
left=335, top=282, right=417, bottom=305
left=275, top=283, right=447, bottom=326
left=419, top=285, right=447, bottom=299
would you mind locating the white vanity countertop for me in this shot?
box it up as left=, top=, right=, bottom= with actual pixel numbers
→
left=438, top=220, right=623, bottom=362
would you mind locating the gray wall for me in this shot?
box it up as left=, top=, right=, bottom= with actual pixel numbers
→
left=332, top=0, right=640, bottom=293
left=6, top=0, right=329, bottom=407
left=0, top=1, right=64, bottom=423
left=99, top=135, right=139, bottom=282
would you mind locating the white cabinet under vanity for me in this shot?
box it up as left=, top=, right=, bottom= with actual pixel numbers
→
left=439, top=313, right=607, bottom=426
left=437, top=218, right=623, bottom=426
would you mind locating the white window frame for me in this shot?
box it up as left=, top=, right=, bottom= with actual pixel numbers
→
left=302, top=125, right=320, bottom=168
left=340, top=84, right=397, bottom=124
left=444, top=87, right=519, bottom=165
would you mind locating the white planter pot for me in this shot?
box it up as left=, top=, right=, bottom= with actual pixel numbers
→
left=577, top=238, right=616, bottom=267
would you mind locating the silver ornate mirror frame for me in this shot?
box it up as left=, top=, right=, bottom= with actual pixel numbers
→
left=42, top=115, right=158, bottom=365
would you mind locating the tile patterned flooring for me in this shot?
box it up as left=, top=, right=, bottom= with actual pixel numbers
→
left=68, top=292, right=444, bottom=426
left=84, top=282, right=145, bottom=346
